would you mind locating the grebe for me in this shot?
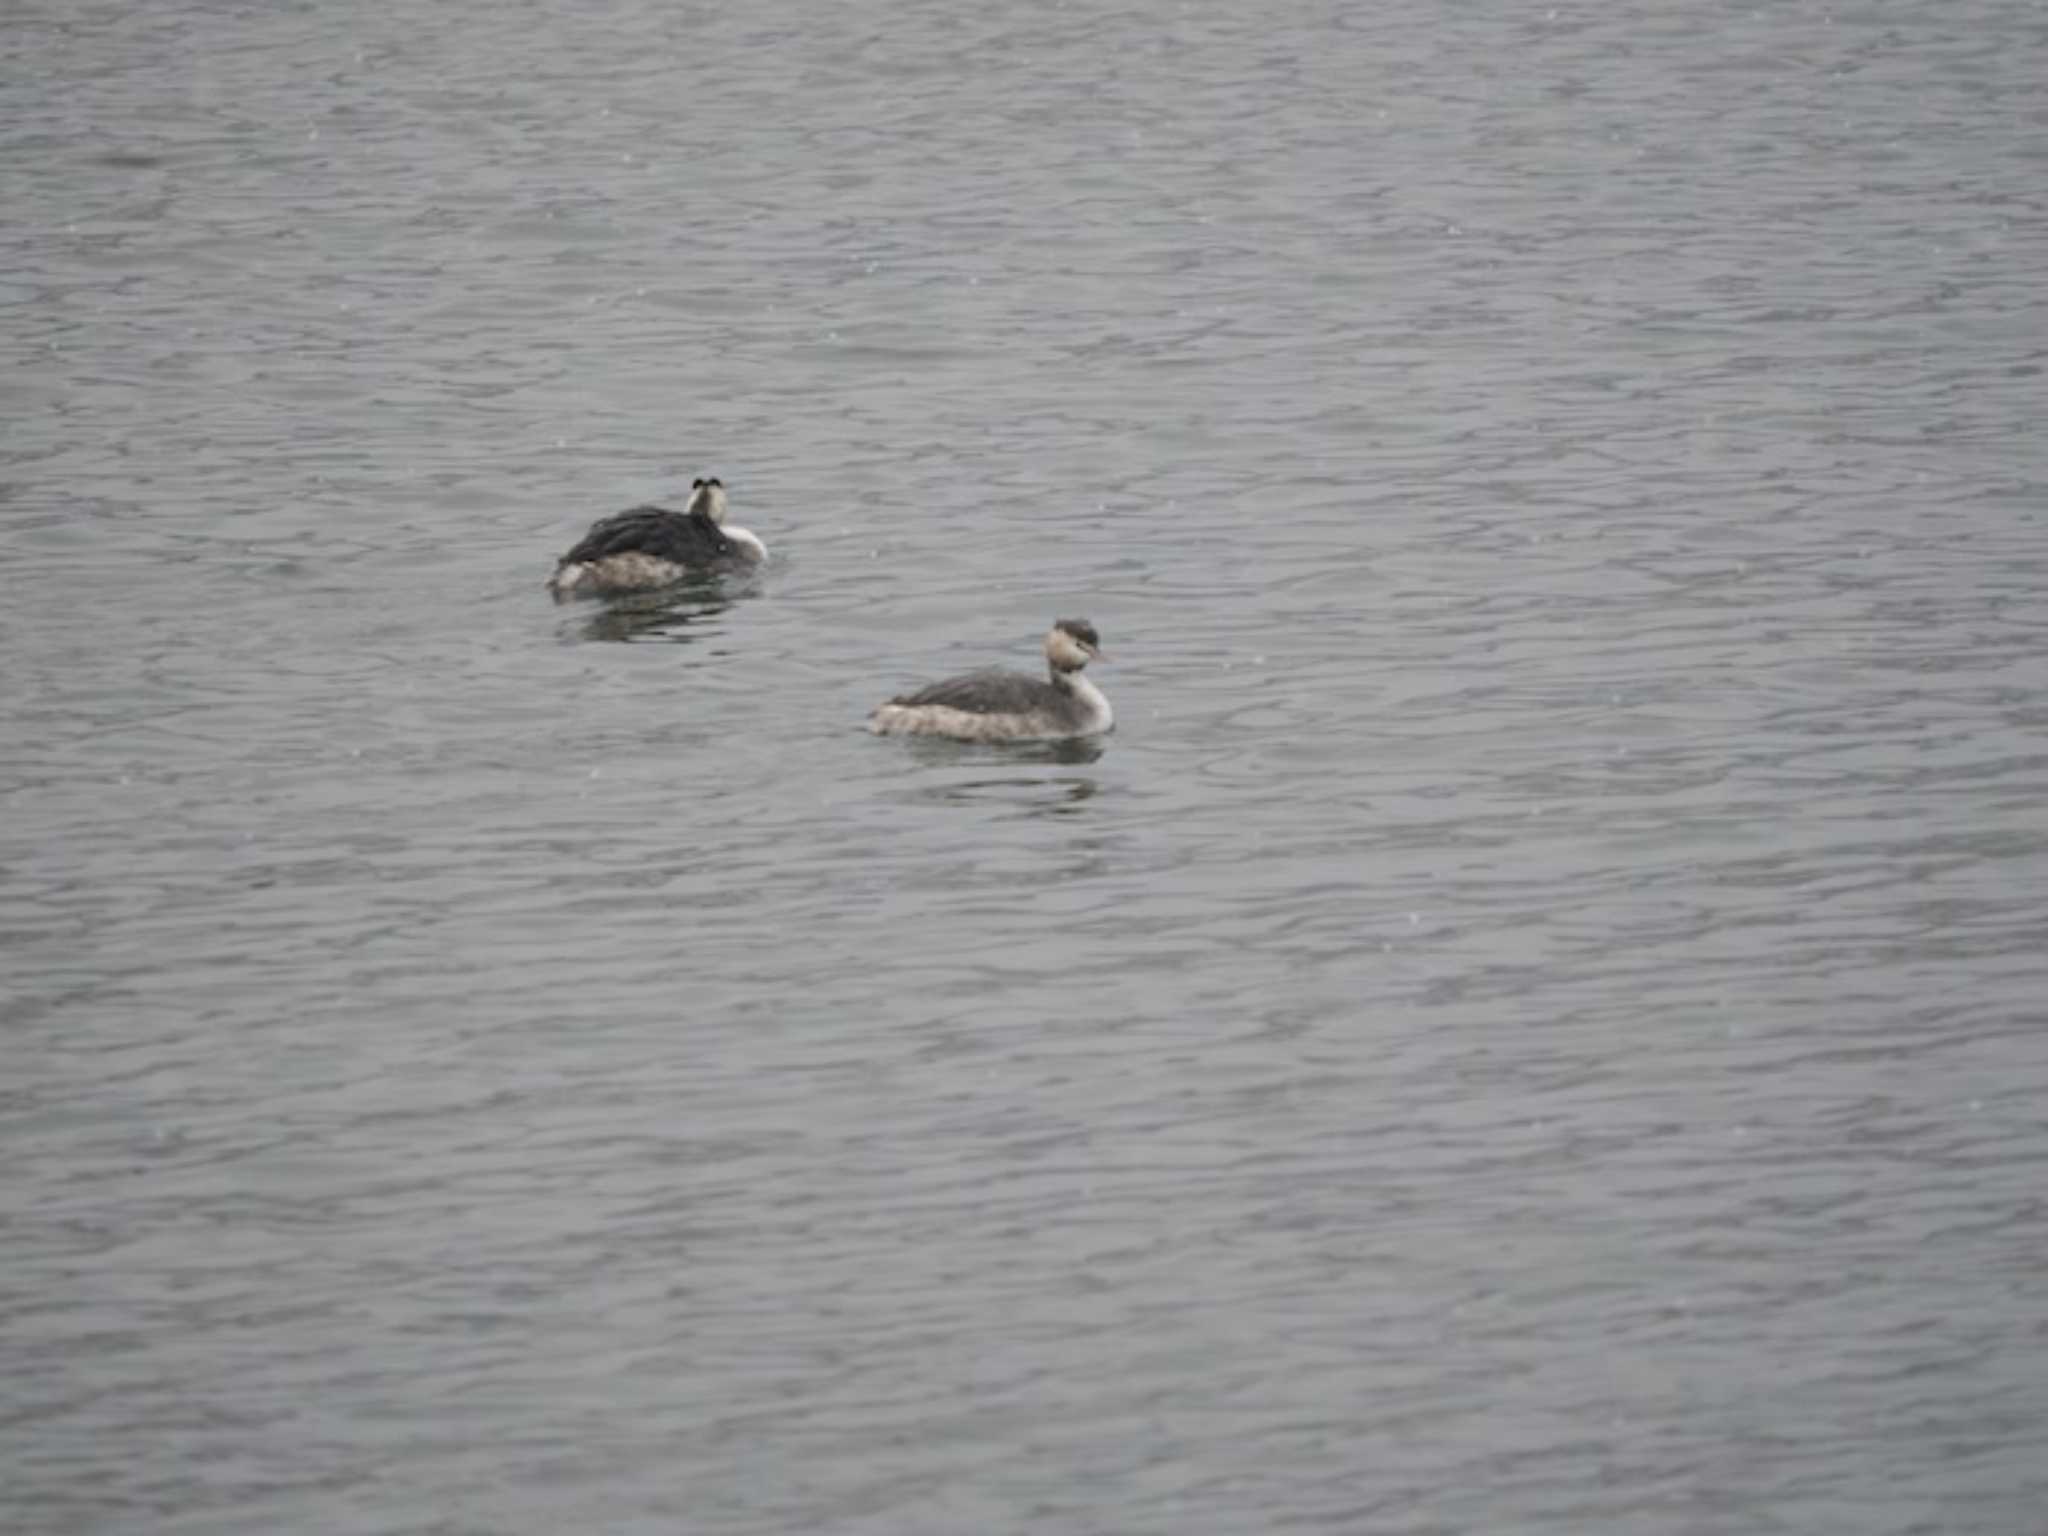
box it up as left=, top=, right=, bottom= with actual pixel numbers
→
left=869, top=619, right=1113, bottom=743
left=546, top=477, right=767, bottom=598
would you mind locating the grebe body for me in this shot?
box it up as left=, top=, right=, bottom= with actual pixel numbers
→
left=547, top=478, right=766, bottom=598
left=869, top=619, right=1113, bottom=743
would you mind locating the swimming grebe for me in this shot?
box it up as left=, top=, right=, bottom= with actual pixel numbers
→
left=869, top=619, right=1113, bottom=742
left=546, top=477, right=767, bottom=598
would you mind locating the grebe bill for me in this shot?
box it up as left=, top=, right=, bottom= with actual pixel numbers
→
left=547, top=477, right=767, bottom=597
left=869, top=619, right=1113, bottom=743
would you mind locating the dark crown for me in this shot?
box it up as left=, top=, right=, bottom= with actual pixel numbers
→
left=1054, top=618, right=1100, bottom=647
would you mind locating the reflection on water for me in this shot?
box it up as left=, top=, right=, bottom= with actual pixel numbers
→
left=913, top=772, right=1102, bottom=818
left=888, top=736, right=1109, bottom=818
left=567, top=583, right=742, bottom=644
left=892, top=734, right=1109, bottom=770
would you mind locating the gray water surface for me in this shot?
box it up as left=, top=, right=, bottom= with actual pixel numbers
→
left=7, top=2, right=2048, bottom=1532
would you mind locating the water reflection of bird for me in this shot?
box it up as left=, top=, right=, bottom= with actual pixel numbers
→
left=575, top=592, right=733, bottom=646
left=925, top=774, right=1103, bottom=816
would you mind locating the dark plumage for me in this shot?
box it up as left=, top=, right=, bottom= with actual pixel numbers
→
left=547, top=476, right=766, bottom=598
left=885, top=669, right=1056, bottom=713
left=557, top=502, right=737, bottom=569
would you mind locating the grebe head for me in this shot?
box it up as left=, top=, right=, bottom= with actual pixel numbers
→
left=1046, top=618, right=1104, bottom=673
left=685, top=476, right=729, bottom=525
